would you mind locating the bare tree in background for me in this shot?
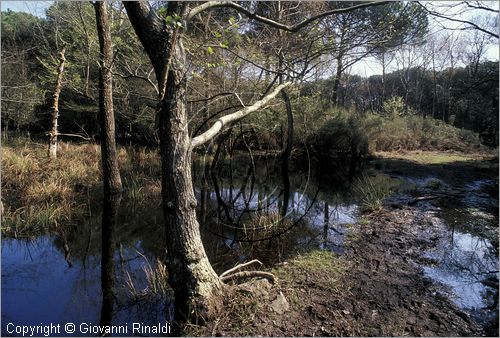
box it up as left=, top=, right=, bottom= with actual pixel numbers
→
left=48, top=46, right=66, bottom=159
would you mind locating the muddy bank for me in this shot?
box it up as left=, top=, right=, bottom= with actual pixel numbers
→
left=192, top=204, right=485, bottom=336
left=193, top=154, right=498, bottom=337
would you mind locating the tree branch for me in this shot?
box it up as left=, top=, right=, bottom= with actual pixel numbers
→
left=191, top=82, right=291, bottom=148
left=417, top=1, right=499, bottom=38
left=187, top=1, right=390, bottom=32
left=220, top=271, right=275, bottom=284
left=220, top=259, right=263, bottom=278
left=464, top=1, right=499, bottom=13
left=123, top=2, right=169, bottom=82
left=113, top=71, right=159, bottom=95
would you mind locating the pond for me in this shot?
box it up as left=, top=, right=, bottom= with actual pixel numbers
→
left=2, top=156, right=358, bottom=336
left=2, top=156, right=498, bottom=336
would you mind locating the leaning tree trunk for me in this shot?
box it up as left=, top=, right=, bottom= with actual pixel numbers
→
left=48, top=46, right=66, bottom=159
left=95, top=1, right=122, bottom=193
left=124, top=2, right=223, bottom=322
left=159, top=39, right=222, bottom=322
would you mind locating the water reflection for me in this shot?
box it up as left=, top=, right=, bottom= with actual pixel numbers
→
left=99, top=192, right=122, bottom=332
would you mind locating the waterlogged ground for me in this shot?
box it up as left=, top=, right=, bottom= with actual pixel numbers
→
left=1, top=155, right=358, bottom=336
left=2, top=151, right=498, bottom=336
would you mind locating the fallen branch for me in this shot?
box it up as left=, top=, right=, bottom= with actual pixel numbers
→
left=408, top=195, right=440, bottom=206
left=221, top=270, right=276, bottom=284
left=220, top=259, right=263, bottom=278
left=57, top=133, right=93, bottom=141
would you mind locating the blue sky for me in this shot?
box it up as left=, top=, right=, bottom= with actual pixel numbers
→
left=1, top=1, right=52, bottom=17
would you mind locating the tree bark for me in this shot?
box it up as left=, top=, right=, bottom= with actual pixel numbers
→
left=124, top=2, right=222, bottom=323
left=159, top=41, right=223, bottom=322
left=332, top=52, right=344, bottom=107
left=95, top=0, right=122, bottom=194
left=48, top=46, right=66, bottom=159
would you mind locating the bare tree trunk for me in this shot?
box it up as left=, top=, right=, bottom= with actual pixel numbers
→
left=48, top=46, right=66, bottom=159
left=95, top=1, right=122, bottom=193
left=332, top=53, right=344, bottom=107
left=127, top=2, right=223, bottom=320
left=381, top=51, right=386, bottom=102
left=160, top=43, right=223, bottom=321
left=431, top=47, right=437, bottom=119
left=125, top=2, right=223, bottom=323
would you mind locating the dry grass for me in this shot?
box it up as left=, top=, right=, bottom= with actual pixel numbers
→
left=374, top=150, right=493, bottom=165
left=125, top=257, right=170, bottom=298
left=1, top=137, right=161, bottom=236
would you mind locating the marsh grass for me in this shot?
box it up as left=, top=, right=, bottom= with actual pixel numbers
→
left=125, top=258, right=170, bottom=298
left=374, top=150, right=492, bottom=165
left=353, top=174, right=402, bottom=213
left=1, top=137, right=161, bottom=236
left=144, top=259, right=169, bottom=295
left=274, top=250, right=350, bottom=301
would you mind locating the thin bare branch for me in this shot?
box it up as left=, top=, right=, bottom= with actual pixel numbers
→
left=113, top=71, right=159, bottom=95
left=187, top=1, right=390, bottom=32
left=417, top=1, right=499, bottom=38
left=464, top=1, right=499, bottom=13
left=220, top=259, right=263, bottom=278
left=191, top=82, right=291, bottom=148
left=220, top=271, right=275, bottom=284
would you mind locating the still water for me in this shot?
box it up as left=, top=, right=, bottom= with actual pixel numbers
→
left=1, top=157, right=498, bottom=335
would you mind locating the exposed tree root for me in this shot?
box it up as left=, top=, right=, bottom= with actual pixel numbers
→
left=220, top=259, right=263, bottom=278
left=219, top=259, right=276, bottom=284
left=221, top=271, right=276, bottom=284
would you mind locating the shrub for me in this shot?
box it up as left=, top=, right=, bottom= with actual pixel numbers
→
left=304, top=109, right=369, bottom=174
left=365, top=114, right=483, bottom=152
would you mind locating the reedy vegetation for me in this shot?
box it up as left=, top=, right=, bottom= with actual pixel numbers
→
left=1, top=138, right=161, bottom=236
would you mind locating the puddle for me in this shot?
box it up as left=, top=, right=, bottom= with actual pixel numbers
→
left=413, top=178, right=499, bottom=332
left=3, top=158, right=496, bottom=335
left=423, top=218, right=498, bottom=308
left=1, top=236, right=171, bottom=336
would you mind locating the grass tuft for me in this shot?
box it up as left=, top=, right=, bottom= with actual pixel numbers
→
left=353, top=174, right=401, bottom=213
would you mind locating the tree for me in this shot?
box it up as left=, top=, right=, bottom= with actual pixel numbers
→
left=324, top=1, right=428, bottom=106
left=94, top=0, right=122, bottom=193
left=417, top=1, right=499, bottom=38
left=124, top=0, right=388, bottom=322
left=48, top=45, right=66, bottom=159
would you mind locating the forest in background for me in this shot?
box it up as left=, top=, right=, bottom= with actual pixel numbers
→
left=1, top=2, right=499, bottom=334
left=1, top=1, right=498, bottom=154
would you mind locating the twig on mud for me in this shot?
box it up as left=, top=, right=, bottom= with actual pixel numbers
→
left=219, top=259, right=263, bottom=278
left=408, top=195, right=440, bottom=205
left=221, top=271, right=276, bottom=284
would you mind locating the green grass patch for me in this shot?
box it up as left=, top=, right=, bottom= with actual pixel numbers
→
left=375, top=150, right=491, bottom=165
left=274, top=250, right=349, bottom=296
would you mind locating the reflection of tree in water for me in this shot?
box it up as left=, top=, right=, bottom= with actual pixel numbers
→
left=424, top=217, right=499, bottom=333
left=195, top=150, right=358, bottom=269
left=99, top=192, right=121, bottom=329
